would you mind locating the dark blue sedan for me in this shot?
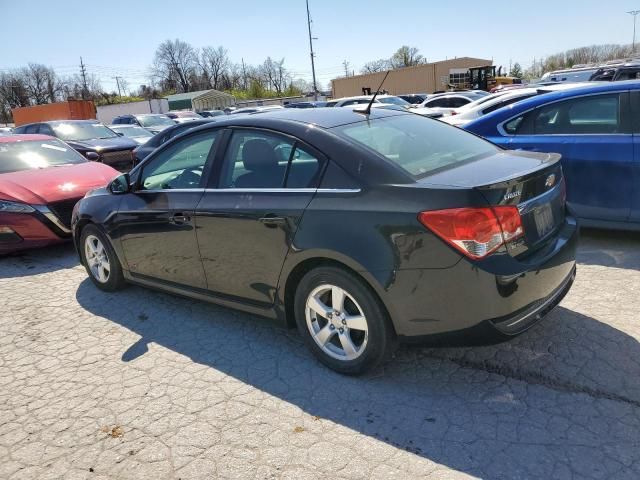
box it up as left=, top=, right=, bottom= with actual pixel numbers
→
left=465, top=80, right=640, bottom=230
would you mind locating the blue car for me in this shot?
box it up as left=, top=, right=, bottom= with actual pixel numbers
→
left=465, top=80, right=640, bottom=230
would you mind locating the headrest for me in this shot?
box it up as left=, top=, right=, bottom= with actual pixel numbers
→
left=241, top=139, right=278, bottom=171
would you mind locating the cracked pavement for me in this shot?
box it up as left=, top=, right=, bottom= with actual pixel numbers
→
left=1, top=229, right=639, bottom=479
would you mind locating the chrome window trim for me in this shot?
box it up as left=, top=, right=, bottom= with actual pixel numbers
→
left=34, top=206, right=71, bottom=234
left=497, top=90, right=628, bottom=137
left=134, top=188, right=361, bottom=194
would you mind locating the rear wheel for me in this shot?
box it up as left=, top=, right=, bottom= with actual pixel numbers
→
left=294, top=266, right=395, bottom=375
left=80, top=225, right=125, bottom=292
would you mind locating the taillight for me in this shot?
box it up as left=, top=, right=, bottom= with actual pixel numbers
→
left=418, top=206, right=524, bottom=259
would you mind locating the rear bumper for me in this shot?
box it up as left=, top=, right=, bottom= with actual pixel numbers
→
left=383, top=215, right=579, bottom=339
left=0, top=212, right=67, bottom=254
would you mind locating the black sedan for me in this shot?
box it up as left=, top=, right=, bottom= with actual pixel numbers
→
left=71, top=108, right=578, bottom=374
left=13, top=120, right=138, bottom=171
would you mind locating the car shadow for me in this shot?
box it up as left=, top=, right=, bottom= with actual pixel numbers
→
left=578, top=228, right=640, bottom=270
left=75, top=279, right=640, bottom=478
left=0, top=243, right=80, bottom=279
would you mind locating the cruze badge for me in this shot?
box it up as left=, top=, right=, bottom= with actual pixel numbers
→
left=545, top=174, right=556, bottom=188
left=503, top=191, right=521, bottom=201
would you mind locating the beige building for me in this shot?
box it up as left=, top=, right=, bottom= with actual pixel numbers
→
left=331, top=57, right=492, bottom=98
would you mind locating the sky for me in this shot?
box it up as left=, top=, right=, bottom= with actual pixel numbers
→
left=0, top=0, right=637, bottom=93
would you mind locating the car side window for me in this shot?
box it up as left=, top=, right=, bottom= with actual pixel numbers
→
left=139, top=131, right=218, bottom=190
left=449, top=97, right=469, bottom=108
left=426, top=98, right=448, bottom=108
left=533, top=94, right=621, bottom=135
left=24, top=124, right=39, bottom=134
left=37, top=124, right=54, bottom=136
left=219, top=130, right=323, bottom=189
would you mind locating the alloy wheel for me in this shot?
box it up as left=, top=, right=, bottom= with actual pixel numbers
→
left=84, top=234, right=110, bottom=284
left=305, top=284, right=369, bottom=361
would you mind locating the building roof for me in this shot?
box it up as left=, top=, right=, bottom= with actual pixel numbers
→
left=165, top=89, right=236, bottom=110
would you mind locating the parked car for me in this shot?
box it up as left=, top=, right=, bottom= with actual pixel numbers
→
left=165, top=111, right=202, bottom=123
left=397, top=93, right=428, bottom=104
left=0, top=127, right=13, bottom=136
left=111, top=114, right=175, bottom=135
left=72, top=107, right=577, bottom=374
left=0, top=134, right=118, bottom=254
left=443, top=83, right=585, bottom=127
left=132, top=118, right=216, bottom=163
left=464, top=80, right=639, bottom=230
left=285, top=102, right=317, bottom=108
left=108, top=125, right=154, bottom=145
left=540, top=66, right=600, bottom=83
left=229, top=105, right=285, bottom=115
left=325, top=95, right=411, bottom=108
left=197, top=110, right=226, bottom=118
left=589, top=62, right=640, bottom=82
left=13, top=120, right=138, bottom=171
left=415, top=91, right=489, bottom=112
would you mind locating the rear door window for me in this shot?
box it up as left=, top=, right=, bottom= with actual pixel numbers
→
left=533, top=94, right=621, bottom=135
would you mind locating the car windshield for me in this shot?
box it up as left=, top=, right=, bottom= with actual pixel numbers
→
left=0, top=139, right=86, bottom=173
left=138, top=116, right=175, bottom=127
left=113, top=126, right=153, bottom=137
left=52, top=122, right=117, bottom=141
left=378, top=96, right=410, bottom=106
left=335, top=114, right=497, bottom=179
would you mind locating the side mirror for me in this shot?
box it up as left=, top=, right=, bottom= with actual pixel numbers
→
left=85, top=151, right=100, bottom=161
left=109, top=174, right=130, bottom=194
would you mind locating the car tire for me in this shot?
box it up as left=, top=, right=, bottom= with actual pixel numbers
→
left=294, top=266, right=395, bottom=375
left=80, top=224, right=126, bottom=292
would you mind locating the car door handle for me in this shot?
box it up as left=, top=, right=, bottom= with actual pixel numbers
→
left=170, top=213, right=190, bottom=224
left=259, top=215, right=286, bottom=227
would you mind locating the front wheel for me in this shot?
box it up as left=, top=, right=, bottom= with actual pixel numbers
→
left=294, top=266, right=395, bottom=375
left=80, top=225, right=126, bottom=292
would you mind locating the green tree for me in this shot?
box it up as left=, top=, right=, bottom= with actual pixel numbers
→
left=509, top=62, right=523, bottom=78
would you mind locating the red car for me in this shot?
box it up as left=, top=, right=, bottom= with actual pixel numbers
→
left=0, top=134, right=118, bottom=254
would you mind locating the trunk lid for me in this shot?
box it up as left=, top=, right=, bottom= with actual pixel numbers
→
left=420, top=150, right=565, bottom=256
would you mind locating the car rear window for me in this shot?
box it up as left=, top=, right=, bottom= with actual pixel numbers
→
left=334, top=114, right=497, bottom=178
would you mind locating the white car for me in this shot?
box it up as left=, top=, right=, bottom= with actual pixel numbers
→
left=442, top=83, right=590, bottom=127
left=413, top=90, right=489, bottom=114
left=229, top=105, right=285, bottom=115
left=326, top=95, right=411, bottom=108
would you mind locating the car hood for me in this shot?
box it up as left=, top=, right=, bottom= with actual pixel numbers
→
left=0, top=162, right=119, bottom=204
left=65, top=136, right=138, bottom=151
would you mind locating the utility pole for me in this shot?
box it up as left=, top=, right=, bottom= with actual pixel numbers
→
left=628, top=11, right=640, bottom=53
left=342, top=60, right=350, bottom=77
left=113, top=76, right=123, bottom=97
left=241, top=58, right=247, bottom=90
left=79, top=57, right=89, bottom=100
left=306, top=0, right=318, bottom=100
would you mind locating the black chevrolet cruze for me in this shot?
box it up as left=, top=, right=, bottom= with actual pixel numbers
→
left=72, top=107, right=577, bottom=374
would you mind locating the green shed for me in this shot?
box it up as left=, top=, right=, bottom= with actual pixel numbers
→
left=165, top=89, right=236, bottom=111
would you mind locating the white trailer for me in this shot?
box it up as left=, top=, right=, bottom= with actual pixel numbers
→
left=97, top=99, right=169, bottom=125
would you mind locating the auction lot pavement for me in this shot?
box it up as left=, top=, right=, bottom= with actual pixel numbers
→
left=1, top=230, right=639, bottom=480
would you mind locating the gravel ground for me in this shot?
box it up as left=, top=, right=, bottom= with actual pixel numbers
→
left=1, top=229, right=639, bottom=479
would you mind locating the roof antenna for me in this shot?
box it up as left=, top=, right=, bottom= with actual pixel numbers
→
left=356, top=70, right=390, bottom=115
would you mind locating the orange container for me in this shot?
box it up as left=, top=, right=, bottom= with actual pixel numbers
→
left=12, top=100, right=96, bottom=126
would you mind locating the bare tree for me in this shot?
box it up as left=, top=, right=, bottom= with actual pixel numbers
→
left=361, top=59, right=391, bottom=74
left=259, top=57, right=290, bottom=95
left=200, top=46, right=229, bottom=90
left=153, top=39, right=198, bottom=93
left=22, top=64, right=61, bottom=104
